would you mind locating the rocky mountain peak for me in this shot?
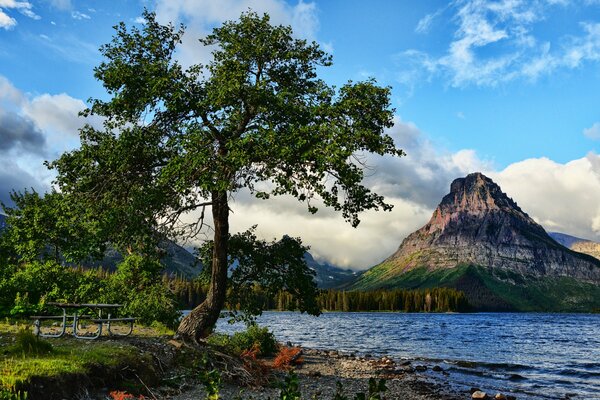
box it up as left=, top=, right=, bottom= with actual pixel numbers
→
left=425, top=172, right=531, bottom=235
left=383, top=173, right=600, bottom=283
left=441, top=172, right=520, bottom=214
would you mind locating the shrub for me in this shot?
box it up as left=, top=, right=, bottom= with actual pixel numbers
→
left=207, top=325, right=278, bottom=357
left=230, top=325, right=278, bottom=357
left=11, top=329, right=53, bottom=355
left=273, top=347, right=303, bottom=370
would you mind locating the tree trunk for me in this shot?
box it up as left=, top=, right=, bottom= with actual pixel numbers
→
left=176, top=191, right=229, bottom=342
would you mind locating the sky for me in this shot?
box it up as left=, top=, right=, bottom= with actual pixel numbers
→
left=2, top=0, right=600, bottom=269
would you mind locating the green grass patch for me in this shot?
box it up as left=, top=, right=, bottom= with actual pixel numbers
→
left=0, top=321, right=158, bottom=396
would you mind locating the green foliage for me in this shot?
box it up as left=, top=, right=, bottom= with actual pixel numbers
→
left=199, top=369, right=221, bottom=400
left=10, top=330, right=53, bottom=356
left=207, top=325, right=278, bottom=357
left=278, top=371, right=301, bottom=400
left=198, top=227, right=320, bottom=323
left=231, top=325, right=278, bottom=357
left=101, top=255, right=179, bottom=327
left=0, top=390, right=27, bottom=400
left=0, top=256, right=178, bottom=327
left=314, top=288, right=469, bottom=313
left=0, top=190, right=103, bottom=264
left=48, top=9, right=403, bottom=336
left=0, top=260, right=88, bottom=316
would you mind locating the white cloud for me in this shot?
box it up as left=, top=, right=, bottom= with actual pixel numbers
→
left=0, top=0, right=39, bottom=29
left=71, top=10, right=90, bottom=20
left=0, top=76, right=101, bottom=197
left=416, top=8, right=443, bottom=34
left=154, top=0, right=322, bottom=68
left=134, top=16, right=146, bottom=24
left=0, top=9, right=16, bottom=29
left=491, top=154, right=600, bottom=241
left=23, top=93, right=101, bottom=136
left=403, top=1, right=600, bottom=87
left=584, top=122, right=600, bottom=140
left=48, top=0, right=71, bottom=10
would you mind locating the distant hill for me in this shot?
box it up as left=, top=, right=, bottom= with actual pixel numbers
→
left=351, top=173, right=600, bottom=312
left=0, top=214, right=5, bottom=229
left=304, top=252, right=359, bottom=289
left=548, top=232, right=600, bottom=260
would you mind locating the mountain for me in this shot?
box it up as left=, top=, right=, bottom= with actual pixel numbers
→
left=549, top=232, right=600, bottom=260
left=85, top=240, right=201, bottom=278
left=352, top=173, right=600, bottom=311
left=304, top=252, right=359, bottom=289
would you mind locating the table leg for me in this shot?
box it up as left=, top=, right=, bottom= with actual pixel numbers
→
left=73, top=308, right=102, bottom=340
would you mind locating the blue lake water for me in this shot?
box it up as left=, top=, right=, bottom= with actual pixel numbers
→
left=206, top=312, right=600, bottom=399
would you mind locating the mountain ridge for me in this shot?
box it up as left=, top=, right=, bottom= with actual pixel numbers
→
left=352, top=173, right=600, bottom=311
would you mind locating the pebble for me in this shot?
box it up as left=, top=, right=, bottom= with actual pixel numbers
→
left=472, top=391, right=488, bottom=399
left=414, top=365, right=427, bottom=372
left=494, top=394, right=506, bottom=400
left=432, top=365, right=443, bottom=372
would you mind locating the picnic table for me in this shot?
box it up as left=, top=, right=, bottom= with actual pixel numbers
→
left=31, top=302, right=137, bottom=340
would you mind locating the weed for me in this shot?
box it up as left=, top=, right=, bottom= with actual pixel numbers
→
left=278, top=371, right=301, bottom=400
left=0, top=390, right=27, bottom=400
left=11, top=330, right=52, bottom=356
left=199, top=369, right=221, bottom=400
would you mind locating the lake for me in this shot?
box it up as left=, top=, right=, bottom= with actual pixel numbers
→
left=204, top=311, right=600, bottom=399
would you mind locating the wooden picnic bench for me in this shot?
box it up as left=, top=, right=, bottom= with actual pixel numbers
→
left=31, top=302, right=138, bottom=340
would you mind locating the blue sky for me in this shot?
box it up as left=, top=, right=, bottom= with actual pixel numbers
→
left=2, top=0, right=600, bottom=268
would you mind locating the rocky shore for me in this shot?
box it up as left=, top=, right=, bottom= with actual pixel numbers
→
left=170, top=347, right=465, bottom=399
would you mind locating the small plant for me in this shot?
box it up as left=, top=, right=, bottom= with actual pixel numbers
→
left=0, top=390, right=28, bottom=400
left=108, top=391, right=145, bottom=400
left=11, top=329, right=53, bottom=355
left=273, top=347, right=303, bottom=370
left=279, top=371, right=301, bottom=400
left=199, top=369, right=221, bottom=400
left=240, top=343, right=261, bottom=360
left=230, top=325, right=278, bottom=357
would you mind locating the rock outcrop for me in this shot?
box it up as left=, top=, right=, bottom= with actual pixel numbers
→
left=549, top=232, right=600, bottom=261
left=383, top=173, right=600, bottom=282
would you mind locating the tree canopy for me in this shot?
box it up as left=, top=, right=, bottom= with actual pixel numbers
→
left=50, top=10, right=404, bottom=342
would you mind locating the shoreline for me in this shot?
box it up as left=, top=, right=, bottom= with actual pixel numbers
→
left=168, top=346, right=467, bottom=400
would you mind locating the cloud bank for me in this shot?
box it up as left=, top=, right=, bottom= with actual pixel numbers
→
left=0, top=75, right=99, bottom=206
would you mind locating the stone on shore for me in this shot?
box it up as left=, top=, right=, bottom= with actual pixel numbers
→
left=472, top=390, right=488, bottom=399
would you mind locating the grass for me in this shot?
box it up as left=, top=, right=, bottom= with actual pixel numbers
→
left=0, top=320, right=156, bottom=396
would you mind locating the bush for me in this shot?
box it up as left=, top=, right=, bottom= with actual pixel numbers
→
left=207, top=325, right=279, bottom=357
left=102, top=255, right=180, bottom=328
left=11, top=329, right=53, bottom=355
left=230, top=325, right=278, bottom=357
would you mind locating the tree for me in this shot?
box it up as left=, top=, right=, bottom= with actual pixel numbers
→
left=50, top=10, right=404, bottom=342
left=1, top=190, right=103, bottom=264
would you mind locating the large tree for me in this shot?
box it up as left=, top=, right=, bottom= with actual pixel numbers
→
left=51, top=10, right=404, bottom=342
